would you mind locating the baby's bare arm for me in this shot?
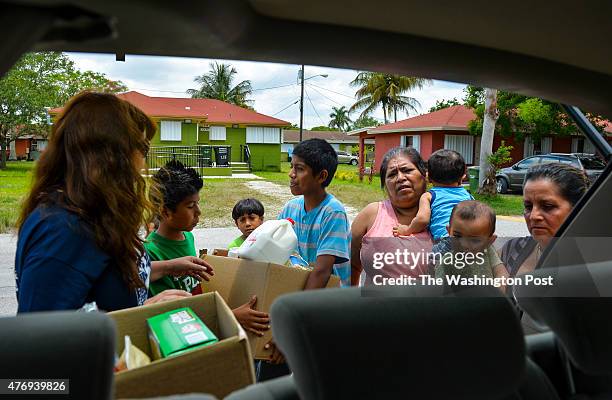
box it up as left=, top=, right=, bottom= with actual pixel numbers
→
left=395, top=192, right=432, bottom=235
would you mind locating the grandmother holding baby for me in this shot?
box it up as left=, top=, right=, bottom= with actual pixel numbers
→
left=351, top=147, right=433, bottom=286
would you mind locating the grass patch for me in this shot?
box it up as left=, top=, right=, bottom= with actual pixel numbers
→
left=255, top=162, right=385, bottom=212
left=198, top=179, right=287, bottom=228
left=0, top=162, right=288, bottom=232
left=473, top=193, right=524, bottom=216
left=0, top=162, right=35, bottom=233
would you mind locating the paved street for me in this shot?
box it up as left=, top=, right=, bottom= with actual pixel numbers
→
left=0, top=218, right=529, bottom=317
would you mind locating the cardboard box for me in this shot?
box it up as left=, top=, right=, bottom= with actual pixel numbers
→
left=200, top=255, right=340, bottom=360
left=109, top=292, right=255, bottom=399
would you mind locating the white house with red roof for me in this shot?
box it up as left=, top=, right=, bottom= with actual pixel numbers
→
left=351, top=105, right=612, bottom=170
left=50, top=91, right=290, bottom=172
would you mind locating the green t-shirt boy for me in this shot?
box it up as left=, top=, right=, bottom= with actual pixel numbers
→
left=145, top=231, right=202, bottom=296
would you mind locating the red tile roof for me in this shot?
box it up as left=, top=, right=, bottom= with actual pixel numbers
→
left=49, top=91, right=290, bottom=126
left=370, top=105, right=476, bottom=134
left=282, top=129, right=359, bottom=143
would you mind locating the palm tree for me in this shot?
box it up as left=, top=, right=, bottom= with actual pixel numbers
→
left=186, top=62, right=253, bottom=108
left=328, top=106, right=352, bottom=131
left=349, top=72, right=431, bottom=123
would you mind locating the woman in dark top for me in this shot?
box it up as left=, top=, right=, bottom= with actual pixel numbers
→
left=499, top=163, right=590, bottom=277
left=15, top=92, right=209, bottom=312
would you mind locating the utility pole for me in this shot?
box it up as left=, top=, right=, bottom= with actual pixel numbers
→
left=299, top=64, right=305, bottom=142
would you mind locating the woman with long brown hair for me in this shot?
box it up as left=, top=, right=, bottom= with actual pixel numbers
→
left=15, top=92, right=211, bottom=312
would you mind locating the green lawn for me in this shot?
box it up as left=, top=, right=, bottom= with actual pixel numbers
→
left=472, top=193, right=524, bottom=216
left=0, top=162, right=34, bottom=233
left=0, top=161, right=524, bottom=233
left=255, top=162, right=386, bottom=211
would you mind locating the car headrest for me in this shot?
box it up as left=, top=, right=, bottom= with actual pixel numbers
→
left=271, top=286, right=525, bottom=400
left=515, top=262, right=612, bottom=375
left=0, top=311, right=116, bottom=400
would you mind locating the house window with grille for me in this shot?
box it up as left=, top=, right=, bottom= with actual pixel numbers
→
left=401, top=135, right=420, bottom=153
left=444, top=134, right=474, bottom=164
left=246, top=127, right=280, bottom=144
left=210, top=126, right=227, bottom=141
left=571, top=137, right=596, bottom=154
left=160, top=121, right=182, bottom=141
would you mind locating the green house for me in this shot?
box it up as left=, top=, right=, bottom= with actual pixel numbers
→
left=49, top=91, right=289, bottom=173
left=121, top=91, right=289, bottom=172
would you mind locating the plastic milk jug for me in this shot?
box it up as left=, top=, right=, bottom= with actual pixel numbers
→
left=237, top=218, right=297, bottom=265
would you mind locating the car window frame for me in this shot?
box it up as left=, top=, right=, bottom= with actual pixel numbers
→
left=516, top=156, right=540, bottom=169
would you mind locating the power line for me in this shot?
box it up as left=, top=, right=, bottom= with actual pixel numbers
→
left=306, top=83, right=347, bottom=107
left=252, top=83, right=297, bottom=91
left=304, top=88, right=325, bottom=126
left=306, top=82, right=355, bottom=99
left=132, top=82, right=297, bottom=95
left=272, top=98, right=300, bottom=116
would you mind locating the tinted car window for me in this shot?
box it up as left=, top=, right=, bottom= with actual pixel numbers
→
left=578, top=156, right=606, bottom=170
left=517, top=157, right=539, bottom=169
left=559, top=158, right=581, bottom=168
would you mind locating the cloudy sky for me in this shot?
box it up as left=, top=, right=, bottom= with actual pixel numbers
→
left=67, top=52, right=467, bottom=128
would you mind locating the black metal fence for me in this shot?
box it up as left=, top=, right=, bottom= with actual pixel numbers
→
left=146, top=145, right=232, bottom=173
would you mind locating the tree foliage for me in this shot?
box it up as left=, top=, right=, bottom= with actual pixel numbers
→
left=0, top=52, right=127, bottom=168
left=310, top=125, right=339, bottom=131
left=351, top=114, right=381, bottom=130
left=349, top=72, right=431, bottom=123
left=187, top=62, right=253, bottom=108
left=429, top=98, right=460, bottom=112
left=464, top=85, right=607, bottom=142
left=481, top=142, right=513, bottom=196
left=328, top=106, right=352, bottom=131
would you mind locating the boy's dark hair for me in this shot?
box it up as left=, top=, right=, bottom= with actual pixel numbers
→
left=232, top=198, right=264, bottom=221
left=291, top=138, right=338, bottom=187
left=450, top=200, right=496, bottom=236
left=379, top=147, right=427, bottom=189
left=427, top=149, right=466, bottom=184
left=525, top=163, right=589, bottom=206
left=153, top=160, right=203, bottom=212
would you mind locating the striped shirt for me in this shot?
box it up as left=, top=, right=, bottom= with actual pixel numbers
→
left=279, top=193, right=351, bottom=287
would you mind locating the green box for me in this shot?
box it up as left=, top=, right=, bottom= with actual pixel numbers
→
left=147, top=307, right=219, bottom=359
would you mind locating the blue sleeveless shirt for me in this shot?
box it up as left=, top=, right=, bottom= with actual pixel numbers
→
left=428, top=186, right=474, bottom=240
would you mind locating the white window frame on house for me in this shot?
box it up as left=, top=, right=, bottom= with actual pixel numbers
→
left=541, top=137, right=552, bottom=154
left=401, top=135, right=420, bottom=153
left=209, top=126, right=227, bottom=141
left=246, top=126, right=281, bottom=144
left=444, top=134, right=474, bottom=164
left=524, top=137, right=552, bottom=157
left=572, top=137, right=596, bottom=154
left=160, top=120, right=182, bottom=141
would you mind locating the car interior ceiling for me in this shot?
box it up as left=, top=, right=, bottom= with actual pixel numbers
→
left=1, top=1, right=611, bottom=399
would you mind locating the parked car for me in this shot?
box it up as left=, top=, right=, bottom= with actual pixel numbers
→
left=336, top=150, right=358, bottom=165
left=496, top=153, right=606, bottom=193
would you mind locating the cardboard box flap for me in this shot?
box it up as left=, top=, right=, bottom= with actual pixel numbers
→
left=200, top=255, right=340, bottom=359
